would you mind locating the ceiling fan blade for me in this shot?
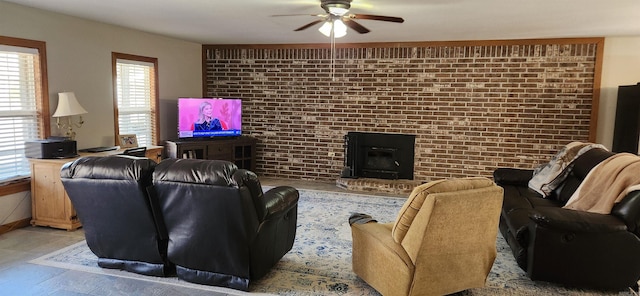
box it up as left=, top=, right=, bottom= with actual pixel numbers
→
left=343, top=19, right=370, bottom=34
left=350, top=14, right=405, bottom=23
left=294, top=19, right=325, bottom=31
left=271, top=14, right=325, bottom=17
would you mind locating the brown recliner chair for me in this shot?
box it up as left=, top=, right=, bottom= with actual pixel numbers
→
left=350, top=177, right=504, bottom=296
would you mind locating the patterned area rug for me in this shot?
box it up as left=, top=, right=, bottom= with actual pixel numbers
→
left=31, top=189, right=633, bottom=295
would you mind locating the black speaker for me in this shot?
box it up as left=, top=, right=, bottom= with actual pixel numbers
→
left=25, top=139, right=78, bottom=159
left=612, top=83, right=640, bottom=154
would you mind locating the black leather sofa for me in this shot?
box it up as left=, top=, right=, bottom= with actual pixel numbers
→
left=152, top=158, right=299, bottom=291
left=494, top=147, right=640, bottom=290
left=60, top=156, right=174, bottom=276
left=61, top=156, right=298, bottom=291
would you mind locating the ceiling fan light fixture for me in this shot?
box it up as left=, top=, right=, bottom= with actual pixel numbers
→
left=319, top=20, right=347, bottom=38
left=327, top=6, right=349, bottom=16
left=321, top=0, right=351, bottom=16
left=333, top=19, right=347, bottom=36
left=318, top=21, right=332, bottom=36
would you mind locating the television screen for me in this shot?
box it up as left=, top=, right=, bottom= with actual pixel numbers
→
left=178, top=98, right=242, bottom=138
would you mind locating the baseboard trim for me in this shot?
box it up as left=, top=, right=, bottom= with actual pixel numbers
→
left=0, top=218, right=31, bottom=235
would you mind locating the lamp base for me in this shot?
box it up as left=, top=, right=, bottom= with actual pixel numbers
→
left=55, top=116, right=83, bottom=140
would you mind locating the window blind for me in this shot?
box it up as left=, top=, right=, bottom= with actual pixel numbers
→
left=0, top=49, right=40, bottom=181
left=116, top=59, right=155, bottom=147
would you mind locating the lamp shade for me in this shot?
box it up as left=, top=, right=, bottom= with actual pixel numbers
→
left=333, top=19, right=347, bottom=37
left=53, top=92, right=88, bottom=117
left=319, top=20, right=347, bottom=38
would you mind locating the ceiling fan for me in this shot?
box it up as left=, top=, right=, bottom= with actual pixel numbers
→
left=275, top=0, right=404, bottom=38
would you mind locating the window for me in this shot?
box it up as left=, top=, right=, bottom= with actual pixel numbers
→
left=0, top=36, right=49, bottom=182
left=112, top=52, right=158, bottom=147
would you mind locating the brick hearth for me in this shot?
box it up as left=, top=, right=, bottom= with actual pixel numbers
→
left=336, top=177, right=422, bottom=196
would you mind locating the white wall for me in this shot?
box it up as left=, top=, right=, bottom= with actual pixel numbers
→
left=0, top=191, right=30, bottom=225
left=598, top=36, right=640, bottom=149
left=0, top=191, right=31, bottom=225
left=0, top=1, right=202, bottom=226
left=0, top=1, right=202, bottom=147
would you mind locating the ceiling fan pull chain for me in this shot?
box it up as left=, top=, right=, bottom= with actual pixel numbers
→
left=331, top=21, right=336, bottom=81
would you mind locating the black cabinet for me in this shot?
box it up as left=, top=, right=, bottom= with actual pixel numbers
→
left=165, top=136, right=257, bottom=171
left=612, top=83, right=640, bottom=154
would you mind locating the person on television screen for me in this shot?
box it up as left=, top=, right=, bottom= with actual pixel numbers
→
left=194, top=101, right=222, bottom=131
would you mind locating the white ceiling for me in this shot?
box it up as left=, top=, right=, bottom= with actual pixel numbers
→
left=4, top=0, right=640, bottom=44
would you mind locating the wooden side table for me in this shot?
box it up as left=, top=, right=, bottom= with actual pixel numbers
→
left=29, top=145, right=163, bottom=230
left=29, top=158, right=81, bottom=230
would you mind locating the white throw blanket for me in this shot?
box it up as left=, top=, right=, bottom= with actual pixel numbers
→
left=563, top=153, right=640, bottom=214
left=528, top=142, right=607, bottom=197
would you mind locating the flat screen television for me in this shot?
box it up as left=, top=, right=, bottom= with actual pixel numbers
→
left=177, top=98, right=242, bottom=139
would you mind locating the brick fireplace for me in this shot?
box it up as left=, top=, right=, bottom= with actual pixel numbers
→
left=203, top=38, right=603, bottom=185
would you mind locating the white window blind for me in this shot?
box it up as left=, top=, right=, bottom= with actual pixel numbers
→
left=0, top=47, right=40, bottom=181
left=115, top=59, right=155, bottom=147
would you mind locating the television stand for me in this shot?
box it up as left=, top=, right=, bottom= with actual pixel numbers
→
left=164, top=136, right=257, bottom=171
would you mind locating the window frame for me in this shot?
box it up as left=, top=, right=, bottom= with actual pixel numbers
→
left=0, top=36, right=50, bottom=194
left=111, top=52, right=159, bottom=146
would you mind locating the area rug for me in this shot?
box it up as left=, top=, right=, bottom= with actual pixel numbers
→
left=31, top=189, right=632, bottom=295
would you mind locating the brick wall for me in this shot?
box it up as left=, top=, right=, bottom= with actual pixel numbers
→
left=203, top=38, right=604, bottom=182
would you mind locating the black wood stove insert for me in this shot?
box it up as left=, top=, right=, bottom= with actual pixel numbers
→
left=341, top=132, right=415, bottom=180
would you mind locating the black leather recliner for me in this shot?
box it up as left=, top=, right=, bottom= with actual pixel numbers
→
left=494, top=148, right=640, bottom=290
left=60, top=155, right=173, bottom=276
left=152, top=158, right=299, bottom=291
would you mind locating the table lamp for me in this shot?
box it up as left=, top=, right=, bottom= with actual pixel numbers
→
left=52, top=92, right=88, bottom=140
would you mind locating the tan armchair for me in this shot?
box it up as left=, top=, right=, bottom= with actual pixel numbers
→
left=350, top=177, right=504, bottom=296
